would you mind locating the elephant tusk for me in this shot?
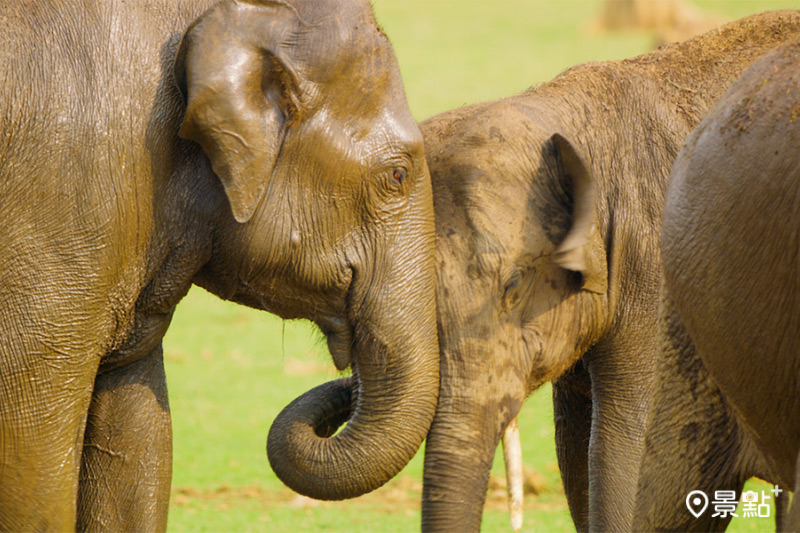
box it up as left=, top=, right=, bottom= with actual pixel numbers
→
left=502, top=417, right=523, bottom=532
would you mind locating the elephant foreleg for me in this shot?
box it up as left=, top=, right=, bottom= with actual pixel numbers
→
left=552, top=359, right=592, bottom=533
left=775, top=484, right=793, bottom=532
left=0, top=333, right=98, bottom=530
left=781, top=452, right=800, bottom=532
left=584, top=341, right=657, bottom=532
left=78, top=345, right=172, bottom=532
left=633, top=295, right=750, bottom=532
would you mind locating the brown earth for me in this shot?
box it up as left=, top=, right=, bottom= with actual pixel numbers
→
left=172, top=467, right=566, bottom=515
left=594, top=0, right=726, bottom=46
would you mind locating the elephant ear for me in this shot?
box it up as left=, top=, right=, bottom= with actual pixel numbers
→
left=551, top=133, right=608, bottom=295
left=174, top=0, right=305, bottom=223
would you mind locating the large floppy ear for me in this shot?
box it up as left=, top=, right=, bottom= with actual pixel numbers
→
left=551, top=133, right=608, bottom=294
left=174, top=0, right=305, bottom=223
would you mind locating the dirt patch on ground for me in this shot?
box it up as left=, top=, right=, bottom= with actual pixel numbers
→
left=592, top=0, right=726, bottom=46
left=172, top=468, right=566, bottom=515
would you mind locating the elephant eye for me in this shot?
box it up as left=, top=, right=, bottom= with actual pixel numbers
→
left=503, top=278, right=519, bottom=299
left=502, top=271, right=522, bottom=304
left=392, top=168, right=407, bottom=184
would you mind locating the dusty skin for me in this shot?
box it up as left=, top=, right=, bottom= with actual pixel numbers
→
left=420, top=10, right=800, bottom=533
left=0, top=0, right=439, bottom=530
left=634, top=36, right=800, bottom=532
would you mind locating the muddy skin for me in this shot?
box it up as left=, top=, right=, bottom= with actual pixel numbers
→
left=420, top=11, right=800, bottom=532
left=634, top=37, right=800, bottom=532
left=0, top=1, right=439, bottom=530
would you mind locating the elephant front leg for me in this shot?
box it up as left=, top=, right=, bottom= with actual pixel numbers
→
left=584, top=343, right=656, bottom=532
left=78, top=345, right=172, bottom=532
left=775, top=483, right=792, bottom=531
left=0, top=334, right=99, bottom=530
left=633, top=297, right=750, bottom=532
left=780, top=451, right=800, bottom=531
left=552, top=359, right=592, bottom=533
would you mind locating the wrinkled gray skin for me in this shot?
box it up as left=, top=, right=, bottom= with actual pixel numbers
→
left=634, top=37, right=800, bottom=532
left=420, top=11, right=800, bottom=532
left=0, top=1, right=439, bottom=530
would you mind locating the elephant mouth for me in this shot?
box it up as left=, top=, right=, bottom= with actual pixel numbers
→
left=317, top=263, right=358, bottom=371
left=233, top=263, right=356, bottom=371
left=319, top=316, right=354, bottom=371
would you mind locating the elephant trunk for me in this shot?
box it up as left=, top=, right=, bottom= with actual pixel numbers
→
left=267, top=218, right=439, bottom=500
left=421, top=339, right=526, bottom=532
left=422, top=404, right=497, bottom=531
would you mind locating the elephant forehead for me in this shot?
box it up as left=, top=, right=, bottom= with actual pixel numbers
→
left=286, top=0, right=381, bottom=64
left=434, top=168, right=551, bottom=277
left=300, top=9, right=401, bottom=94
left=366, top=106, right=422, bottom=153
left=303, top=103, right=420, bottom=170
left=464, top=181, right=552, bottom=255
left=322, top=54, right=415, bottom=143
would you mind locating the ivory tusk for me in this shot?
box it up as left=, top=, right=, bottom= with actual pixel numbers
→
left=502, top=417, right=523, bottom=532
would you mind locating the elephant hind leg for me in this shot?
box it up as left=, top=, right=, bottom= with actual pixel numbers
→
left=552, top=359, right=592, bottom=533
left=634, top=290, right=752, bottom=532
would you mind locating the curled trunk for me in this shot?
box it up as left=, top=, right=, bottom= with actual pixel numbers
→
left=267, top=217, right=440, bottom=500
left=268, top=336, right=438, bottom=500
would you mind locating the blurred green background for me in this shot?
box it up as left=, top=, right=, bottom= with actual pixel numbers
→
left=164, top=1, right=797, bottom=531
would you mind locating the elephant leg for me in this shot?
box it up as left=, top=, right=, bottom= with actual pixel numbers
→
left=0, top=336, right=98, bottom=529
left=552, top=359, right=592, bottom=533
left=583, top=342, right=656, bottom=532
left=775, top=484, right=792, bottom=532
left=633, top=293, right=751, bottom=531
left=782, top=452, right=800, bottom=532
left=78, top=345, right=172, bottom=532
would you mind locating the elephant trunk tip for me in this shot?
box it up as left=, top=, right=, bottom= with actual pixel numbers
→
left=267, top=377, right=355, bottom=499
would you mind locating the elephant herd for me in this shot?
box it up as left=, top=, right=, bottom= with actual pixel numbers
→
left=1, top=1, right=799, bottom=531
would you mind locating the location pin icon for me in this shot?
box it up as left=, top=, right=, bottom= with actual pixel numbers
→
left=686, top=490, right=709, bottom=518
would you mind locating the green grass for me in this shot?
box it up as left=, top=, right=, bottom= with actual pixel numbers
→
left=164, top=1, right=797, bottom=531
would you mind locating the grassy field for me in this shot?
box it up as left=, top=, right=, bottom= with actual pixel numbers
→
left=164, top=1, right=798, bottom=531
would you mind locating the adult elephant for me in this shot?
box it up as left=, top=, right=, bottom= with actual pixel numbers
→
left=0, top=0, right=438, bottom=530
left=633, top=36, right=800, bottom=531
left=419, top=11, right=800, bottom=532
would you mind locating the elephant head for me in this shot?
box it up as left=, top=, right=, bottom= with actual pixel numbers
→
left=421, top=103, right=610, bottom=530
left=173, top=0, right=438, bottom=500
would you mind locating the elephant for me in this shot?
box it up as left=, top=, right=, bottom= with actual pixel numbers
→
left=633, top=36, right=800, bottom=532
left=0, top=0, right=439, bottom=530
left=419, top=11, right=800, bottom=532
